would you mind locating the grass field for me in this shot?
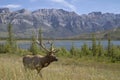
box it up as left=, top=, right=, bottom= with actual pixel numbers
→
left=0, top=54, right=120, bottom=80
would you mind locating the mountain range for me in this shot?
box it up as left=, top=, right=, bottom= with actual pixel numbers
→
left=0, top=8, right=120, bottom=39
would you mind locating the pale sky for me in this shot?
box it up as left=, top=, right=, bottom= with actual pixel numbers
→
left=0, top=0, right=120, bottom=14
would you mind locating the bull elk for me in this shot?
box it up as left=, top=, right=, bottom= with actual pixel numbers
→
left=23, top=29, right=59, bottom=77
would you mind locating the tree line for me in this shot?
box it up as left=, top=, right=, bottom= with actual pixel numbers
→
left=0, top=24, right=120, bottom=63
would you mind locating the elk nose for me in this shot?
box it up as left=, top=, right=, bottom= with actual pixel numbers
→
left=55, top=58, right=58, bottom=61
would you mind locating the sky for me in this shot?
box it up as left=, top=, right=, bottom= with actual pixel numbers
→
left=0, top=0, right=120, bottom=14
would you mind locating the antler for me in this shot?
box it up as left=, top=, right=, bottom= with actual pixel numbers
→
left=49, top=41, right=59, bottom=53
left=36, top=28, right=59, bottom=54
left=36, top=28, right=50, bottom=52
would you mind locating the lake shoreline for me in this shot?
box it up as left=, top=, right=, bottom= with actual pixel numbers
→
left=0, top=40, right=120, bottom=50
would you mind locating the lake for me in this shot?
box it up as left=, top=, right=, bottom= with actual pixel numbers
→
left=0, top=40, right=120, bottom=50
left=17, top=40, right=120, bottom=50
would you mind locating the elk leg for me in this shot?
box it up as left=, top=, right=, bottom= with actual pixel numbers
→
left=36, top=68, right=42, bottom=78
left=23, top=66, right=28, bottom=71
left=39, top=71, right=43, bottom=78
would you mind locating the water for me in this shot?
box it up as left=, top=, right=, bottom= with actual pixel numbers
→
left=17, top=40, right=120, bottom=50
left=0, top=40, right=120, bottom=50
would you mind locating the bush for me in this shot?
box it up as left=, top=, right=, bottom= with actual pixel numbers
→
left=0, top=44, right=6, bottom=53
left=57, top=47, right=70, bottom=57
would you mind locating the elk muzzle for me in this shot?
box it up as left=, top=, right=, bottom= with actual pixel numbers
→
left=55, top=57, right=58, bottom=61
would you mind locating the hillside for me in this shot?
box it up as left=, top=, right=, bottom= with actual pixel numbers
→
left=0, top=8, right=120, bottom=38
left=103, top=27, right=120, bottom=40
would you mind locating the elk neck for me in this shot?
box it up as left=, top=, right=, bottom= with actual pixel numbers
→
left=41, top=54, right=52, bottom=67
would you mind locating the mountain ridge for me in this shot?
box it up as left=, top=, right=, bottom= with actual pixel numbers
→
left=0, top=8, right=120, bottom=38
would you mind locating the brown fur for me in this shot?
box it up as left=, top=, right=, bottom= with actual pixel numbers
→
left=23, top=37, right=59, bottom=77
left=23, top=54, right=58, bottom=74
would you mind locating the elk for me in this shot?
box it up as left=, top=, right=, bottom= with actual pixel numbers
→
left=23, top=29, right=59, bottom=77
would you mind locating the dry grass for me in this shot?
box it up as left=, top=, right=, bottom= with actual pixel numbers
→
left=0, top=54, right=120, bottom=80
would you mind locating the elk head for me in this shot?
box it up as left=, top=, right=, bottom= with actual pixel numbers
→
left=36, top=29, right=59, bottom=62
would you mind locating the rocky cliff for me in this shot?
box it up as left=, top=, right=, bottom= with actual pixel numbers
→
left=0, top=8, right=120, bottom=38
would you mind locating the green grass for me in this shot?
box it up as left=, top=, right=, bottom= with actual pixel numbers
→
left=0, top=54, right=120, bottom=80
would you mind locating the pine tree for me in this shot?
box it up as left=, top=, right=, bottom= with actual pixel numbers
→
left=92, top=34, right=97, bottom=56
left=5, top=23, right=17, bottom=53
left=81, top=42, right=90, bottom=56
left=107, top=34, right=112, bottom=57
left=97, top=40, right=103, bottom=57
left=70, top=42, right=77, bottom=56
left=29, top=32, right=40, bottom=55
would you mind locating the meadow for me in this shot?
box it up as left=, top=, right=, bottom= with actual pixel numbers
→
left=0, top=54, right=120, bottom=80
